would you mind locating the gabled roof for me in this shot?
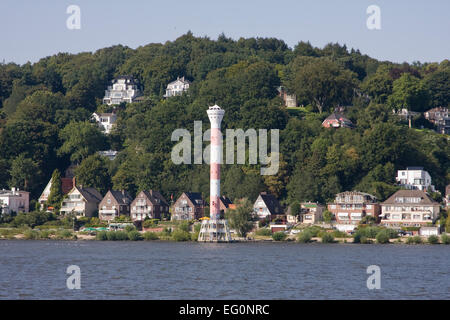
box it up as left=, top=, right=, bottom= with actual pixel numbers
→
left=220, top=196, right=233, bottom=208
left=382, top=189, right=438, bottom=205
left=168, top=76, right=191, bottom=86
left=39, top=177, right=74, bottom=201
left=107, top=190, right=133, bottom=205
left=183, top=192, right=204, bottom=206
left=324, top=112, right=352, bottom=123
left=112, top=75, right=139, bottom=84
left=75, top=187, right=102, bottom=203
left=425, top=107, right=448, bottom=114
left=92, top=112, right=116, bottom=118
left=256, top=192, right=283, bottom=215
left=404, top=166, right=424, bottom=171
left=141, top=190, right=169, bottom=206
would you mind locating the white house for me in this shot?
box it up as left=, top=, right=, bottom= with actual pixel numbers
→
left=380, top=189, right=440, bottom=228
left=164, top=76, right=191, bottom=98
left=98, top=150, right=118, bottom=161
left=38, top=176, right=74, bottom=210
left=253, top=192, right=283, bottom=220
left=103, top=76, right=141, bottom=105
left=91, top=112, right=117, bottom=134
left=396, top=167, right=435, bottom=192
left=0, top=188, right=29, bottom=215
left=60, top=186, right=102, bottom=218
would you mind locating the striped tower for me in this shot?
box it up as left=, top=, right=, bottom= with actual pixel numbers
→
left=198, top=105, right=232, bottom=242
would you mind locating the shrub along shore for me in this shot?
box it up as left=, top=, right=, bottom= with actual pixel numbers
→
left=1, top=212, right=448, bottom=244
left=1, top=225, right=450, bottom=244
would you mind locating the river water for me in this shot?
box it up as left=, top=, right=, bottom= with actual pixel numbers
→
left=0, top=240, right=449, bottom=299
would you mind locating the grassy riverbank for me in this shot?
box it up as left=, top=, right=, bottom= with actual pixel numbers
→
left=2, top=226, right=450, bottom=245
left=1, top=213, right=448, bottom=244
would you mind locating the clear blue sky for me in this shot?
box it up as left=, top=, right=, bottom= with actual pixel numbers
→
left=1, top=0, right=449, bottom=65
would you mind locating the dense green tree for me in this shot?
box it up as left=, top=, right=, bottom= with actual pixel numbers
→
left=222, top=167, right=265, bottom=202
left=225, top=198, right=254, bottom=237
left=58, top=121, right=107, bottom=163
left=289, top=202, right=301, bottom=217
left=0, top=159, right=11, bottom=190
left=424, top=67, right=450, bottom=108
left=293, top=41, right=319, bottom=57
left=0, top=33, right=448, bottom=207
left=287, top=58, right=358, bottom=113
left=12, top=90, right=66, bottom=123
left=361, top=67, right=393, bottom=103
left=388, top=73, right=429, bottom=111
left=9, top=154, right=41, bottom=192
left=359, top=123, right=413, bottom=171
left=46, top=169, right=63, bottom=211
left=74, top=154, right=111, bottom=194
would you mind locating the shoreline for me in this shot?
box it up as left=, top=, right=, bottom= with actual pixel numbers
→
left=1, top=234, right=448, bottom=245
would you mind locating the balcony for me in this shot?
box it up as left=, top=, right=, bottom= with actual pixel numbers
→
left=100, top=209, right=117, bottom=215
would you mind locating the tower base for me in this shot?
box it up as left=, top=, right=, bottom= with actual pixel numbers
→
left=198, top=219, right=232, bottom=242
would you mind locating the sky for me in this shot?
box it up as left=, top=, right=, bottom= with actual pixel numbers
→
left=0, top=0, right=449, bottom=65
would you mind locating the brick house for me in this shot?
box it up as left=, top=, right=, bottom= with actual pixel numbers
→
left=253, top=192, right=284, bottom=221
left=424, top=107, right=450, bottom=134
left=328, top=191, right=380, bottom=225
left=380, top=189, right=440, bottom=227
left=172, top=192, right=205, bottom=221
left=98, top=190, right=133, bottom=221
left=322, top=112, right=354, bottom=128
left=130, top=190, right=169, bottom=221
left=219, top=196, right=233, bottom=217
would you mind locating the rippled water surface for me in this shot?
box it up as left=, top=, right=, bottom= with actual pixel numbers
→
left=0, top=240, right=449, bottom=299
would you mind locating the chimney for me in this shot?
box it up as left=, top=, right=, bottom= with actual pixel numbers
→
left=72, top=176, right=76, bottom=188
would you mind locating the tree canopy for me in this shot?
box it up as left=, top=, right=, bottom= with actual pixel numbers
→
left=0, top=33, right=448, bottom=205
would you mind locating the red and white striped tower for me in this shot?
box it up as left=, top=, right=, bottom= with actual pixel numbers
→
left=198, top=105, right=232, bottom=242
left=208, top=105, right=224, bottom=221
